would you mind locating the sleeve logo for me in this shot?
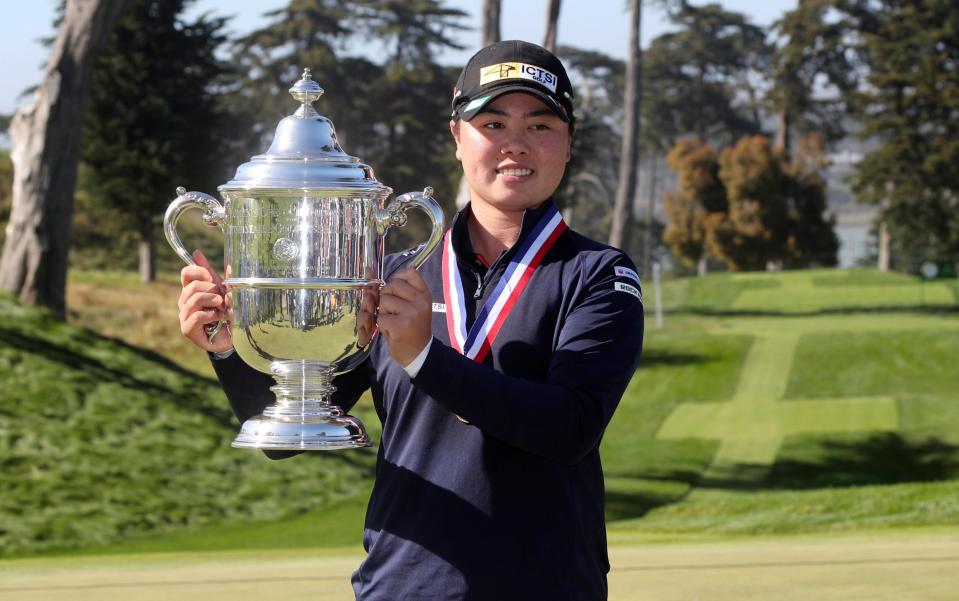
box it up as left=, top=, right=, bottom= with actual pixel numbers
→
left=614, top=282, right=642, bottom=301
left=432, top=303, right=447, bottom=313
left=614, top=265, right=641, bottom=284
left=480, top=62, right=559, bottom=93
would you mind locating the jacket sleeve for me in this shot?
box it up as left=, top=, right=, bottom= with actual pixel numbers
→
left=411, top=253, right=644, bottom=465
left=210, top=351, right=373, bottom=460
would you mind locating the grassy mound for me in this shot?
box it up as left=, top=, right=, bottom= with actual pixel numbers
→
left=605, top=268, right=959, bottom=536
left=0, top=296, right=377, bottom=557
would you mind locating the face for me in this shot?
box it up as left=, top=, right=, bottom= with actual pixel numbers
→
left=450, top=92, right=572, bottom=217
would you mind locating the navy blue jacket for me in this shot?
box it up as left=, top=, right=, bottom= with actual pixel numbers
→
left=212, top=201, right=644, bottom=600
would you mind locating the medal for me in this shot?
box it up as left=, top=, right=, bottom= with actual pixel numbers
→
left=442, top=205, right=567, bottom=363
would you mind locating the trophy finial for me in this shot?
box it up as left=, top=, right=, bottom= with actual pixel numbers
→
left=289, top=67, right=324, bottom=119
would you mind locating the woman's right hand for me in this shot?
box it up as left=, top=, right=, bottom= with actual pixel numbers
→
left=178, top=249, right=234, bottom=353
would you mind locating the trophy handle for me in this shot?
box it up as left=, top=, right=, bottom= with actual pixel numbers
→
left=377, top=186, right=445, bottom=269
left=163, top=186, right=228, bottom=342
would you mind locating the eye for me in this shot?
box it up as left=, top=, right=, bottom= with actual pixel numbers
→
left=482, top=120, right=504, bottom=130
left=530, top=123, right=552, bottom=131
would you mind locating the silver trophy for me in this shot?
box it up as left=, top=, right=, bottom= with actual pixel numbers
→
left=164, top=68, right=444, bottom=450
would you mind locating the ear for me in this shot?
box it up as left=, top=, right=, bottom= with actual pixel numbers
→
left=450, top=120, right=463, bottom=161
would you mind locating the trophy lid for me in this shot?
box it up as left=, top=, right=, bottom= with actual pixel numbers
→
left=220, top=68, right=390, bottom=193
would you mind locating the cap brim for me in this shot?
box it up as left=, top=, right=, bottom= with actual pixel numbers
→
left=454, top=84, right=570, bottom=122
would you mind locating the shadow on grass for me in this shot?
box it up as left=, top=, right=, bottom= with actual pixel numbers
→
left=0, top=325, right=235, bottom=424
left=764, top=433, right=959, bottom=489
left=639, top=348, right=711, bottom=367
left=605, top=470, right=705, bottom=521
left=605, top=486, right=697, bottom=522
left=606, top=489, right=686, bottom=521
left=691, top=433, right=959, bottom=492
left=696, top=464, right=776, bottom=490
left=0, top=323, right=378, bottom=470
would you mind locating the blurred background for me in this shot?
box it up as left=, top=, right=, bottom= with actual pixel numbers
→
left=0, top=1, right=957, bottom=599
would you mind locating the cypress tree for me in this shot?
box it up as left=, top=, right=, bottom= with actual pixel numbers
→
left=80, top=0, right=229, bottom=281
left=843, top=0, right=959, bottom=259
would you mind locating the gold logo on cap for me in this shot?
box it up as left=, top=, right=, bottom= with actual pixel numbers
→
left=479, top=62, right=558, bottom=93
left=481, top=63, right=518, bottom=83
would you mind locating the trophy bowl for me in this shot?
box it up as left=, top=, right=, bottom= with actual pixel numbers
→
left=164, top=69, right=444, bottom=450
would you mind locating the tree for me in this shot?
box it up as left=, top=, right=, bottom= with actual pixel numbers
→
left=638, top=2, right=771, bottom=271
left=481, top=0, right=501, bottom=48
left=714, top=135, right=838, bottom=270
left=608, top=0, right=642, bottom=253
left=0, top=152, right=12, bottom=251
left=81, top=0, right=229, bottom=282
left=709, top=136, right=792, bottom=270
left=350, top=1, right=467, bottom=215
left=642, top=3, right=770, bottom=149
left=782, top=133, right=839, bottom=267
left=0, top=0, right=128, bottom=317
left=768, top=0, right=858, bottom=151
left=663, top=134, right=837, bottom=272
left=543, top=0, right=562, bottom=52
left=554, top=46, right=624, bottom=241
left=840, top=0, right=959, bottom=259
left=231, top=0, right=359, bottom=155
left=234, top=1, right=467, bottom=248
left=662, top=137, right=724, bottom=271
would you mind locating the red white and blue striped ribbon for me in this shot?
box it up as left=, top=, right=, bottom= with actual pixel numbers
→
left=442, top=206, right=567, bottom=363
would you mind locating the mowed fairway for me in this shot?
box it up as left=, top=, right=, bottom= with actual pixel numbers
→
left=603, top=269, right=959, bottom=529
left=3, top=528, right=959, bottom=601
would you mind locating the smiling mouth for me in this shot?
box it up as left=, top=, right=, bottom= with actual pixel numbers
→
left=498, top=168, right=532, bottom=177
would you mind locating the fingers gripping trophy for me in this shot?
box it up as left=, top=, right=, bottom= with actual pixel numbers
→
left=164, top=69, right=444, bottom=451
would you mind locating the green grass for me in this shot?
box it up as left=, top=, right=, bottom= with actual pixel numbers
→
left=733, top=280, right=956, bottom=312
left=811, top=269, right=922, bottom=287
left=615, top=270, right=959, bottom=535
left=898, top=394, right=959, bottom=430
left=8, top=528, right=959, bottom=601
left=6, top=266, right=959, bottom=559
left=600, top=329, right=750, bottom=519
left=56, top=491, right=372, bottom=557
left=615, top=479, right=959, bottom=536
left=786, top=329, right=959, bottom=398
left=659, top=273, right=781, bottom=311
left=659, top=268, right=958, bottom=314
left=0, top=296, right=378, bottom=557
left=617, top=330, right=754, bottom=408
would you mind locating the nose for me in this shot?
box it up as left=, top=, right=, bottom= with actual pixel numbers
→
left=500, top=129, right=530, bottom=156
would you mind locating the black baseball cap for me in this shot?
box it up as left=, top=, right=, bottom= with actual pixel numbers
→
left=451, top=40, right=575, bottom=123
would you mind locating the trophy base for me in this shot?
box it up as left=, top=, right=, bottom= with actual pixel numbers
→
left=232, top=414, right=372, bottom=450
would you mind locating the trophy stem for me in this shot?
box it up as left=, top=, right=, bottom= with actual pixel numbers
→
left=231, top=360, right=372, bottom=450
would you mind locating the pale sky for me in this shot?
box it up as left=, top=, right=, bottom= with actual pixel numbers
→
left=1, top=0, right=795, bottom=115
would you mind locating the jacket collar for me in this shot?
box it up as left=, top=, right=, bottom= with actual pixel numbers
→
left=449, top=199, right=557, bottom=268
